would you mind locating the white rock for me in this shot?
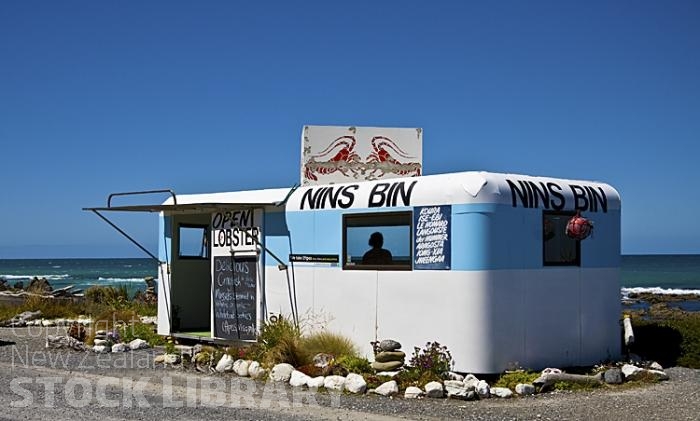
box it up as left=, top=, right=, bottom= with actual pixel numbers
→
left=139, top=316, right=157, bottom=325
left=373, top=380, right=398, bottom=397
left=248, top=361, right=265, bottom=379
left=154, top=355, right=166, bottom=364
left=622, top=364, right=644, bottom=380
left=323, top=375, right=346, bottom=391
left=93, top=339, right=109, bottom=346
left=312, top=353, right=335, bottom=368
left=445, top=379, right=468, bottom=392
left=42, top=319, right=56, bottom=327
left=216, top=354, right=234, bottom=372
left=649, top=362, right=664, bottom=371
left=307, top=376, right=325, bottom=389
left=541, top=367, right=562, bottom=375
left=464, top=374, right=479, bottom=382
left=476, top=380, right=490, bottom=398
left=111, top=343, right=127, bottom=353
left=515, top=383, right=536, bottom=395
left=248, top=361, right=265, bottom=380
left=345, top=373, right=367, bottom=394
left=375, top=371, right=400, bottom=377
left=164, top=354, right=181, bottom=364
left=444, top=380, right=471, bottom=399
left=463, top=374, right=479, bottom=389
left=290, top=370, right=311, bottom=388
left=448, top=372, right=465, bottom=381
left=128, top=339, right=149, bottom=350
left=45, top=335, right=88, bottom=352
left=233, top=359, right=250, bottom=376
left=270, top=363, right=295, bottom=382
left=92, top=345, right=110, bottom=353
left=648, top=369, right=669, bottom=381
left=424, top=381, right=444, bottom=398
left=404, top=386, right=423, bottom=399
left=54, top=318, right=67, bottom=326
left=491, top=387, right=513, bottom=398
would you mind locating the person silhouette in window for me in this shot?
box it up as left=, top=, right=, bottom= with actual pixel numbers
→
left=362, top=232, right=393, bottom=265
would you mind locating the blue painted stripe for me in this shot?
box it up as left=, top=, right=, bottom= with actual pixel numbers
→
left=260, top=204, right=620, bottom=270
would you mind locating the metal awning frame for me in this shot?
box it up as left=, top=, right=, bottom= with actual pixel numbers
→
left=83, top=186, right=301, bottom=331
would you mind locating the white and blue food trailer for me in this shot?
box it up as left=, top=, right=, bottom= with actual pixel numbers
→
left=87, top=170, right=621, bottom=373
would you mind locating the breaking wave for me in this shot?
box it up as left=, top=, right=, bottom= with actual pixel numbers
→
left=622, top=287, right=700, bottom=299
left=97, top=277, right=152, bottom=284
left=0, top=274, right=70, bottom=281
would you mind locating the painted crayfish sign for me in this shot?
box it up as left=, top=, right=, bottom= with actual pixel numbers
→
left=301, top=125, right=423, bottom=185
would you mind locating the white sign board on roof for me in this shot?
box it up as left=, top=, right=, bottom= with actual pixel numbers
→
left=301, top=125, right=423, bottom=186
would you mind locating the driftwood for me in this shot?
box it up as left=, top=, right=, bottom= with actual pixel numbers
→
left=533, top=372, right=603, bottom=390
left=0, top=285, right=80, bottom=299
left=51, top=285, right=76, bottom=297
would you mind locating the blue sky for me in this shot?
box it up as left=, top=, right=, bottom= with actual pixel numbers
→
left=0, top=0, right=698, bottom=258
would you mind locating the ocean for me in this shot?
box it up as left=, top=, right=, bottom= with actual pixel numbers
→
left=0, top=255, right=699, bottom=301
left=0, top=258, right=157, bottom=297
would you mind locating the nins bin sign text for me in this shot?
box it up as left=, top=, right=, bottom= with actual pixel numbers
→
left=211, top=209, right=261, bottom=253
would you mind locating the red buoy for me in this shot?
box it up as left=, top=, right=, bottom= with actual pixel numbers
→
left=566, top=212, right=593, bottom=240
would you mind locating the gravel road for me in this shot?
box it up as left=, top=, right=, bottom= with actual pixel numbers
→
left=1, top=326, right=698, bottom=421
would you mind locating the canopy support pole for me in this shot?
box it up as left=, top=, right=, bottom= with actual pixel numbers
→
left=90, top=210, right=159, bottom=262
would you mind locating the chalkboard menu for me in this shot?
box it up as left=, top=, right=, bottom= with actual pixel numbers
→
left=413, top=205, right=451, bottom=270
left=213, top=256, right=257, bottom=340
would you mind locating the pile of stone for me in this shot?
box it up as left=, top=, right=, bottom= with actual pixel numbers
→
left=89, top=330, right=150, bottom=353
left=134, top=277, right=157, bottom=304
left=371, top=339, right=405, bottom=371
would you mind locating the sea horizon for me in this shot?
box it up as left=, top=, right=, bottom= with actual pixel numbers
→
left=1, top=254, right=699, bottom=298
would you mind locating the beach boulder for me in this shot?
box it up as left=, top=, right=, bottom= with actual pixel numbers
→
left=27, top=277, right=52, bottom=293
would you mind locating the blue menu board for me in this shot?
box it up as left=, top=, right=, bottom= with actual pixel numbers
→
left=413, top=205, right=451, bottom=270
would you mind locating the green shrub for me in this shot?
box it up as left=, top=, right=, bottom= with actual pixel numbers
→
left=301, top=331, right=359, bottom=359
left=553, top=380, right=602, bottom=391
left=494, top=371, right=540, bottom=390
left=248, top=314, right=306, bottom=367
left=395, top=366, right=443, bottom=390
left=335, top=355, right=372, bottom=374
left=408, top=341, right=454, bottom=378
left=118, top=322, right=166, bottom=346
left=630, top=310, right=700, bottom=369
left=85, top=285, right=130, bottom=308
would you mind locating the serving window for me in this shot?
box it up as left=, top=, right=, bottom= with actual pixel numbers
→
left=343, top=211, right=412, bottom=270
left=543, top=211, right=580, bottom=266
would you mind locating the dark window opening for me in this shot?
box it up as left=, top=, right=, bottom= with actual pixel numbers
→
left=343, top=212, right=412, bottom=271
left=543, top=211, right=580, bottom=266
